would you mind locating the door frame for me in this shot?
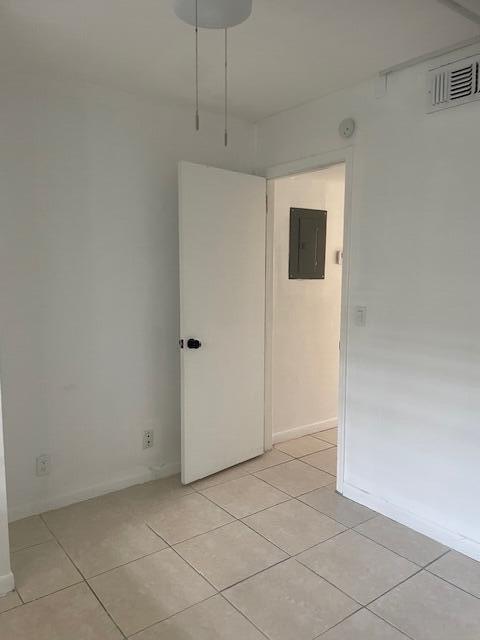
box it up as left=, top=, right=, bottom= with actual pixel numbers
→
left=263, top=147, right=354, bottom=494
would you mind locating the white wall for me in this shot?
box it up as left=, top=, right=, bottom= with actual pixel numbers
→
left=257, top=44, right=480, bottom=559
left=271, top=167, right=344, bottom=442
left=0, top=386, right=14, bottom=594
left=0, top=73, right=256, bottom=520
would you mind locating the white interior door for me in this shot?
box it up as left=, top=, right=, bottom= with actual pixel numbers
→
left=179, top=161, right=266, bottom=484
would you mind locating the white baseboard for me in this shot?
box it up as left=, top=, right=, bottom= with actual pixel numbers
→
left=343, top=482, right=480, bottom=563
left=273, top=418, right=337, bottom=445
left=0, top=572, right=15, bottom=597
left=8, top=462, right=180, bottom=523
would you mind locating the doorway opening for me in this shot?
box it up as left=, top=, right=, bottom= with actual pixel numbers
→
left=265, top=162, right=347, bottom=489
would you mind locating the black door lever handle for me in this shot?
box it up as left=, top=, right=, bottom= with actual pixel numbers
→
left=187, top=338, right=202, bottom=349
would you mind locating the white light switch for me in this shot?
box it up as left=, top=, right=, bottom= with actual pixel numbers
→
left=354, top=305, right=367, bottom=327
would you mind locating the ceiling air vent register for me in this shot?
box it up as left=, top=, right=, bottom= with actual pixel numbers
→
left=428, top=54, right=480, bottom=112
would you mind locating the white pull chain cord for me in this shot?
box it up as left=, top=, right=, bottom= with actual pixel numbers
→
left=195, top=0, right=199, bottom=131
left=224, top=27, right=228, bottom=147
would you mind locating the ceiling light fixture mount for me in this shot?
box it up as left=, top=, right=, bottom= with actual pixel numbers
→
left=174, top=0, right=253, bottom=146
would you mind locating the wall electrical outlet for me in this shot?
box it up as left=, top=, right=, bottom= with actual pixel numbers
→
left=143, top=430, right=154, bottom=449
left=36, top=454, right=51, bottom=477
left=354, top=305, right=367, bottom=327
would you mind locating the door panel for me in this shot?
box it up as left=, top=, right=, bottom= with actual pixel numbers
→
left=179, top=162, right=266, bottom=484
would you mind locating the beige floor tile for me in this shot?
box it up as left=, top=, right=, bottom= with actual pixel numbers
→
left=369, top=571, right=480, bottom=640
left=321, top=609, right=408, bottom=639
left=89, top=548, right=215, bottom=636
left=255, top=460, right=334, bottom=497
left=428, top=550, right=480, bottom=598
left=12, top=539, right=83, bottom=602
left=43, top=497, right=167, bottom=577
left=243, top=499, right=345, bottom=555
left=190, top=465, right=252, bottom=490
left=146, top=493, right=233, bottom=544
left=107, top=475, right=194, bottom=515
left=355, top=515, right=448, bottom=566
left=275, top=436, right=333, bottom=458
left=174, top=521, right=287, bottom=590
left=0, top=583, right=123, bottom=640
left=224, top=558, right=359, bottom=640
left=313, top=423, right=338, bottom=433
left=313, top=428, right=338, bottom=445
left=9, top=516, right=53, bottom=552
left=131, top=595, right=265, bottom=640
left=301, top=447, right=338, bottom=475
left=0, top=590, right=22, bottom=614
left=190, top=452, right=293, bottom=491
left=298, top=530, right=418, bottom=605
left=239, top=448, right=293, bottom=473
left=299, top=484, right=377, bottom=527
left=200, top=475, right=289, bottom=518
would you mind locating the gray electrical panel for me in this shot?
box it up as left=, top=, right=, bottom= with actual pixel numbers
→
left=289, top=208, right=327, bottom=279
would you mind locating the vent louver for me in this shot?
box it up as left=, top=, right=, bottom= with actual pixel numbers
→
left=428, top=54, right=480, bottom=112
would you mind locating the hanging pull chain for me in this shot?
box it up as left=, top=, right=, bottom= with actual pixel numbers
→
left=195, top=0, right=199, bottom=131
left=224, top=28, right=228, bottom=146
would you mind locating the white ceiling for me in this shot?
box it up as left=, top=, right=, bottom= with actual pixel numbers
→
left=0, top=0, right=479, bottom=121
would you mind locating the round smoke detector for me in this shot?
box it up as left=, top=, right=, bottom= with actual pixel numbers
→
left=174, top=0, right=253, bottom=29
left=339, top=118, right=356, bottom=139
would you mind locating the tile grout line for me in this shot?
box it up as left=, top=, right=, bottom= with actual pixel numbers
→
left=187, top=454, right=296, bottom=491
left=216, top=555, right=292, bottom=595
left=120, top=588, right=271, bottom=640
left=250, top=467, right=336, bottom=499
left=296, top=557, right=366, bottom=608
left=364, top=565, right=426, bottom=609
left=38, top=513, right=170, bottom=581
left=193, top=473, right=353, bottom=559
left=364, top=548, right=453, bottom=610
left=83, top=546, right=170, bottom=581
left=12, top=579, right=85, bottom=608
left=10, top=537, right=56, bottom=555
left=172, top=534, right=291, bottom=595
left=144, top=518, right=233, bottom=548
left=39, top=513, right=128, bottom=640
left=241, top=506, right=348, bottom=557
left=298, top=455, right=338, bottom=474
left=196, top=478, right=291, bottom=518
left=290, top=527, right=352, bottom=559
left=124, top=593, right=220, bottom=638
left=173, top=483, right=359, bottom=586
left=424, top=559, right=480, bottom=601
left=197, top=475, right=354, bottom=533
left=196, top=480, right=290, bottom=519
left=298, top=557, right=420, bottom=640
left=313, top=606, right=416, bottom=640
left=365, top=608, right=417, bottom=640
left=366, top=609, right=417, bottom=640
left=177, top=487, right=243, bottom=522
left=217, top=592, right=272, bottom=640
left=172, top=481, right=367, bottom=600
left=313, top=606, right=366, bottom=639
left=348, top=527, right=429, bottom=568
left=275, top=442, right=336, bottom=457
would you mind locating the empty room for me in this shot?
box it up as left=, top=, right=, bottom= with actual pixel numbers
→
left=0, top=1, right=480, bottom=639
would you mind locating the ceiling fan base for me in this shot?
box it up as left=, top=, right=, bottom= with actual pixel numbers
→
left=174, top=0, right=252, bottom=29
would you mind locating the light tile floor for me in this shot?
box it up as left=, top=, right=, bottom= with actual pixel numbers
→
left=2, top=429, right=480, bottom=639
